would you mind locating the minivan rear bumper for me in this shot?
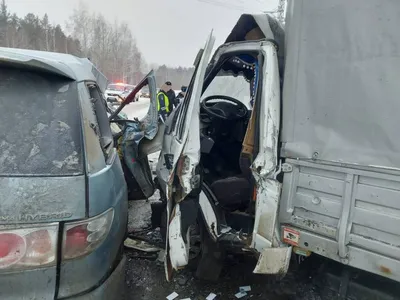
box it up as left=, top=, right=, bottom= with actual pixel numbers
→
left=64, top=255, right=126, bottom=300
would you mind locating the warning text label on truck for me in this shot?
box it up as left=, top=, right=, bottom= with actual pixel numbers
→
left=283, top=227, right=300, bottom=246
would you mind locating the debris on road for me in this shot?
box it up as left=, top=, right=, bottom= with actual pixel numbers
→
left=206, top=292, right=217, bottom=300
left=234, top=291, right=248, bottom=299
left=157, top=249, right=166, bottom=262
left=175, top=273, right=190, bottom=286
left=166, top=291, right=179, bottom=300
left=239, top=286, right=251, bottom=293
left=124, top=237, right=163, bottom=253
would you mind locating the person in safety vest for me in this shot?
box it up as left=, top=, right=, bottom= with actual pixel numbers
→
left=157, top=81, right=172, bottom=123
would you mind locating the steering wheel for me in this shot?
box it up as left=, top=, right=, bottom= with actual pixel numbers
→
left=201, top=95, right=248, bottom=121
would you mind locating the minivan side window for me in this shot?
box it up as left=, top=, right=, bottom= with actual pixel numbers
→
left=86, top=83, right=114, bottom=162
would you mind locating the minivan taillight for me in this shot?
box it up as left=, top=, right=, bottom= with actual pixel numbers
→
left=62, top=208, right=114, bottom=260
left=0, top=225, right=58, bottom=271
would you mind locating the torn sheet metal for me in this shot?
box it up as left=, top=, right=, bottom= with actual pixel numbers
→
left=157, top=32, right=215, bottom=280
left=250, top=42, right=282, bottom=251
left=120, top=121, right=157, bottom=198
left=198, top=191, right=219, bottom=241
left=251, top=179, right=282, bottom=251
left=157, top=32, right=215, bottom=203
left=168, top=204, right=189, bottom=269
left=225, top=13, right=285, bottom=77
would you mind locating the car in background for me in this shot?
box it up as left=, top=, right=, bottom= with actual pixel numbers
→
left=120, top=87, right=140, bottom=103
left=105, top=83, right=138, bottom=104
left=0, top=47, right=128, bottom=299
left=141, top=86, right=150, bottom=98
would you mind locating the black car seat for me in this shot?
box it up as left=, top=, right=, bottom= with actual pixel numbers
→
left=210, top=176, right=251, bottom=211
left=209, top=106, right=256, bottom=212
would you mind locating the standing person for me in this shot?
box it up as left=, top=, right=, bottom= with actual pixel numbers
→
left=165, top=81, right=176, bottom=113
left=174, top=86, right=187, bottom=107
left=157, top=82, right=171, bottom=123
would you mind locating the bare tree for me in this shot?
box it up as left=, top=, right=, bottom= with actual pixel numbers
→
left=0, top=0, right=194, bottom=88
left=0, top=0, right=9, bottom=46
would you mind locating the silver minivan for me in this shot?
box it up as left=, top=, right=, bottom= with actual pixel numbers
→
left=0, top=48, right=128, bottom=299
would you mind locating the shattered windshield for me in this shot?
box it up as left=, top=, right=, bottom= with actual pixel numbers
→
left=0, top=67, right=83, bottom=176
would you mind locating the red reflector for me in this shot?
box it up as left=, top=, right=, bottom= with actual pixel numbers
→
left=66, top=225, right=88, bottom=248
left=0, top=233, right=26, bottom=268
left=0, top=241, right=10, bottom=258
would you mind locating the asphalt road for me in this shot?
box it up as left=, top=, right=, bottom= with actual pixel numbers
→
left=125, top=199, right=400, bottom=300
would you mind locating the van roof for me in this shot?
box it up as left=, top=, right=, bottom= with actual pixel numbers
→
left=0, top=47, right=108, bottom=91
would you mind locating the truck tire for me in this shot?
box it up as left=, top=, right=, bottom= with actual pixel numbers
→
left=159, top=207, right=224, bottom=281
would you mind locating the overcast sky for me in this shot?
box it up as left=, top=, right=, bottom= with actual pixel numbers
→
left=8, top=0, right=278, bottom=67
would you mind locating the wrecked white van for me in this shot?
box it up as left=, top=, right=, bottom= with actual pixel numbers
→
left=118, top=0, right=400, bottom=285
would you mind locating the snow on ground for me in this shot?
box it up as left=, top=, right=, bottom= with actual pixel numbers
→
left=121, top=97, right=151, bottom=120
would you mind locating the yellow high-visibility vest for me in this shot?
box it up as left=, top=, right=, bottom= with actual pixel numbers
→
left=156, top=91, right=170, bottom=113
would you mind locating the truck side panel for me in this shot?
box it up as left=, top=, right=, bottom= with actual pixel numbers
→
left=279, top=159, right=400, bottom=282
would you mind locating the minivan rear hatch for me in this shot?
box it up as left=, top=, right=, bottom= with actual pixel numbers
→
left=0, top=66, right=86, bottom=224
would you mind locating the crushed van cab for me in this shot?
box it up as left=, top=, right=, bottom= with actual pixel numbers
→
left=122, top=0, right=400, bottom=287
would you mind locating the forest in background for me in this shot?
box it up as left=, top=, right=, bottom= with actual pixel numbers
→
left=0, top=0, right=193, bottom=88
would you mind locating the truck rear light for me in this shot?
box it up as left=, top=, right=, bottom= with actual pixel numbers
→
left=62, top=208, right=114, bottom=260
left=0, top=225, right=58, bottom=271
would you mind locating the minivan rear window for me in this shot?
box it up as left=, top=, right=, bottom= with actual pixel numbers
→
left=0, top=67, right=83, bottom=176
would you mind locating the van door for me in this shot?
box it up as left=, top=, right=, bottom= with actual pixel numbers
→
left=156, top=32, right=215, bottom=279
left=248, top=41, right=292, bottom=275
left=109, top=71, right=158, bottom=200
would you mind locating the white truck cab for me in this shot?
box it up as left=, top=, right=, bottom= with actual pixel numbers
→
left=118, top=0, right=400, bottom=287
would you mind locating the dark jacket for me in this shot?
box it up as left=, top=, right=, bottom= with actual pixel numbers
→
left=166, top=89, right=176, bottom=112
left=175, top=92, right=185, bottom=107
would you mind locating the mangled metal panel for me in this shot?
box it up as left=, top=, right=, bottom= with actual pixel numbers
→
left=226, top=13, right=285, bottom=77
left=282, top=0, right=400, bottom=169
left=89, top=60, right=109, bottom=92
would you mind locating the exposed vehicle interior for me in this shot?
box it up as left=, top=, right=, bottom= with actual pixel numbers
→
left=199, top=54, right=259, bottom=220
left=107, top=78, right=157, bottom=200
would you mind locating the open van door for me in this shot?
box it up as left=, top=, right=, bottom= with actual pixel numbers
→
left=156, top=32, right=215, bottom=280
left=109, top=71, right=158, bottom=200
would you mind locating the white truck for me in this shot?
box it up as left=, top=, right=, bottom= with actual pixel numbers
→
left=114, top=0, right=400, bottom=290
